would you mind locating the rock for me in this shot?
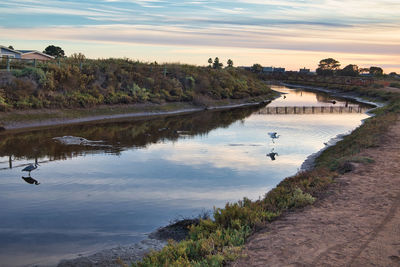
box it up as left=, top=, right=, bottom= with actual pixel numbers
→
left=338, top=161, right=355, bottom=174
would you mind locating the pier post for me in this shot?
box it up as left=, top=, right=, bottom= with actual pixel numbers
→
left=6, top=57, right=10, bottom=71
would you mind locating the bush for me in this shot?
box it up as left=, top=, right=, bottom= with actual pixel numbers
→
left=390, top=82, right=400, bottom=88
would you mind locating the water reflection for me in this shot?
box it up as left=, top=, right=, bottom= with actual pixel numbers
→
left=266, top=148, right=279, bottom=161
left=22, top=176, right=40, bottom=185
left=0, top=86, right=373, bottom=266
left=0, top=105, right=264, bottom=162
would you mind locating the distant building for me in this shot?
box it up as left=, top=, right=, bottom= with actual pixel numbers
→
left=299, top=67, right=310, bottom=74
left=262, top=67, right=274, bottom=73
left=273, top=67, right=285, bottom=73
left=17, top=50, right=54, bottom=61
left=0, top=45, right=22, bottom=59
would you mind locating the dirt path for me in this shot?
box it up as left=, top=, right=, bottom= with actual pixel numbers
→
left=231, top=117, right=400, bottom=266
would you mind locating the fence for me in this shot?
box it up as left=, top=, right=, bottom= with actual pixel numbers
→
left=0, top=57, right=58, bottom=71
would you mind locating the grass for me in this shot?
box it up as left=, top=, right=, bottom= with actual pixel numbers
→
left=130, top=82, right=400, bottom=267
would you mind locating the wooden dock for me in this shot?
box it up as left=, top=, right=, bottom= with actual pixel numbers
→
left=258, top=106, right=369, bottom=115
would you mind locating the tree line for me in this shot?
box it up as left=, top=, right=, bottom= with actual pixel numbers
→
left=316, top=58, right=386, bottom=77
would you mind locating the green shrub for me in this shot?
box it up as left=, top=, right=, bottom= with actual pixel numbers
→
left=390, top=82, right=400, bottom=88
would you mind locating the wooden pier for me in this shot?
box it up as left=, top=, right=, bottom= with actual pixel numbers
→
left=258, top=106, right=369, bottom=115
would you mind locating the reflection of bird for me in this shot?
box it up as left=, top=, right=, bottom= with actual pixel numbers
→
left=268, top=132, right=280, bottom=143
left=22, top=163, right=39, bottom=176
left=22, top=176, right=40, bottom=185
left=266, top=148, right=279, bottom=161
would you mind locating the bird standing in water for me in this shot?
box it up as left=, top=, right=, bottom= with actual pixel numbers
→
left=268, top=132, right=280, bottom=143
left=22, top=163, right=39, bottom=176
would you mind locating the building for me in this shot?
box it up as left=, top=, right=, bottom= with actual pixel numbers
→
left=262, top=67, right=274, bottom=73
left=299, top=67, right=310, bottom=74
left=17, top=50, right=54, bottom=61
left=273, top=67, right=285, bottom=73
left=0, top=45, right=22, bottom=59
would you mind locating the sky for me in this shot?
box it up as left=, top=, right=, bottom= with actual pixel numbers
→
left=0, top=0, right=399, bottom=72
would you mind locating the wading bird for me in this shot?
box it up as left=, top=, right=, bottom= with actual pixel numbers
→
left=21, top=163, right=39, bottom=176
left=268, top=132, right=280, bottom=143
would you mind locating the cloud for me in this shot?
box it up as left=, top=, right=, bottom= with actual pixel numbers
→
left=1, top=0, right=399, bottom=71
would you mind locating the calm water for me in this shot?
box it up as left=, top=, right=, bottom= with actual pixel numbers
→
left=0, top=86, right=371, bottom=266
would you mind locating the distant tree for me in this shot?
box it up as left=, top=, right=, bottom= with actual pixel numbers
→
left=227, top=59, right=234, bottom=68
left=43, top=45, right=65, bottom=58
left=251, top=63, right=263, bottom=73
left=389, top=72, right=398, bottom=77
left=340, top=64, right=359, bottom=77
left=369, top=66, right=383, bottom=76
left=208, top=58, right=213, bottom=68
left=359, top=68, right=370, bottom=75
left=213, top=57, right=223, bottom=69
left=316, top=58, right=340, bottom=76
left=70, top=52, right=86, bottom=61
left=8, top=45, right=14, bottom=50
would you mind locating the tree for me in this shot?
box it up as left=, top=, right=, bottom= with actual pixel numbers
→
left=8, top=45, right=14, bottom=50
left=212, top=57, right=223, bottom=69
left=316, top=58, right=340, bottom=76
left=227, top=59, right=233, bottom=68
left=70, top=52, right=86, bottom=61
left=251, top=63, right=263, bottom=73
left=340, top=64, right=359, bottom=77
left=369, top=66, right=383, bottom=76
left=208, top=58, right=213, bottom=68
left=43, top=45, right=65, bottom=58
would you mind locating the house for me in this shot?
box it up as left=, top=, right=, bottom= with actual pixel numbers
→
left=262, top=67, right=274, bottom=73
left=17, top=50, right=54, bottom=61
left=273, top=67, right=285, bottom=73
left=0, top=45, right=22, bottom=59
left=299, top=67, right=310, bottom=74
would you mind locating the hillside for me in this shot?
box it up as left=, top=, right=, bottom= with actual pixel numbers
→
left=0, top=59, right=273, bottom=111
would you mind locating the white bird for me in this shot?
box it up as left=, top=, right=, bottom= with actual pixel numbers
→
left=268, top=132, right=280, bottom=143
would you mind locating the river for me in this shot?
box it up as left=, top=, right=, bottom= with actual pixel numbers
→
left=0, top=86, right=372, bottom=266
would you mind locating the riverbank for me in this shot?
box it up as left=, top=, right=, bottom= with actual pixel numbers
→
left=228, top=84, right=400, bottom=266
left=231, top=115, right=400, bottom=266
left=128, top=83, right=400, bottom=266
left=0, top=95, right=272, bottom=132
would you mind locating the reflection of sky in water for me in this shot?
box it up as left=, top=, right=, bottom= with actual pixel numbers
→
left=0, top=87, right=370, bottom=266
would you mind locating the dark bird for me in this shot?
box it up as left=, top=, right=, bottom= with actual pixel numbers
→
left=21, top=163, right=39, bottom=176
left=266, top=149, right=279, bottom=161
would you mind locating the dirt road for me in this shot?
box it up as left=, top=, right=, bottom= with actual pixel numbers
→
left=231, top=117, right=400, bottom=266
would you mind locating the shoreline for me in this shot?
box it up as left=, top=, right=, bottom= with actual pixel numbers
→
left=54, top=85, right=377, bottom=266
left=0, top=99, right=271, bottom=133
left=286, top=83, right=383, bottom=171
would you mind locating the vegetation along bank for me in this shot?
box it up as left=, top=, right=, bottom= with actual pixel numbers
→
left=130, top=79, right=400, bottom=266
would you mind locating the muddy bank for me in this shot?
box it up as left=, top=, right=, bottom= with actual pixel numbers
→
left=57, top=239, right=166, bottom=267
left=56, top=219, right=199, bottom=267
left=0, top=100, right=270, bottom=132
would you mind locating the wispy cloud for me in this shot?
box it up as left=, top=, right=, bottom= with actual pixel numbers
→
left=0, top=0, right=399, bottom=71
